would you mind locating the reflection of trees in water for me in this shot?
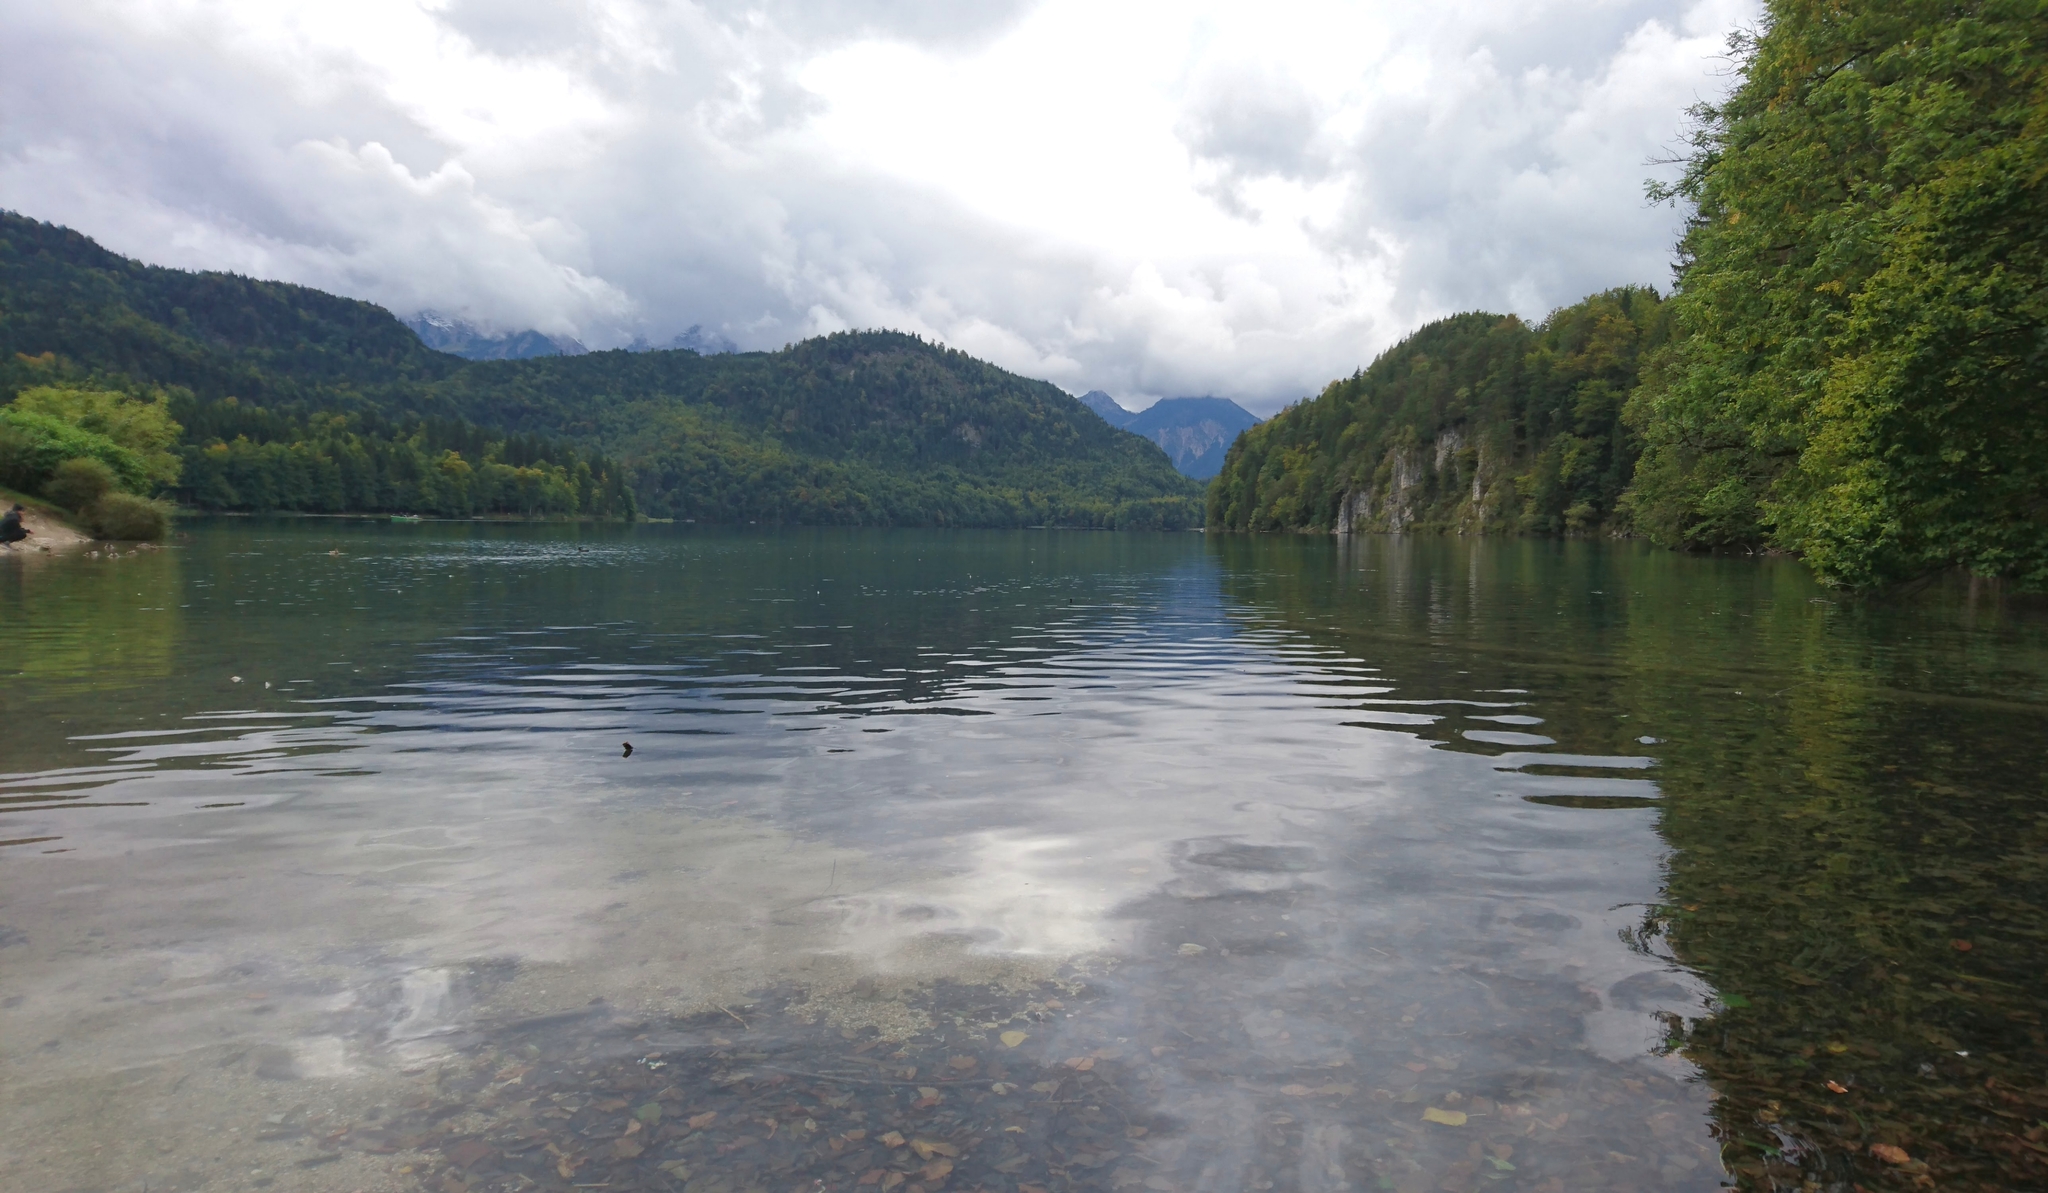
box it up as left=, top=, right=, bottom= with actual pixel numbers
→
left=6, top=547, right=182, bottom=691
left=1210, top=533, right=2048, bottom=1189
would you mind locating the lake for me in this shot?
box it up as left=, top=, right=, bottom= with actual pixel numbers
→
left=3, top=521, right=2044, bottom=1193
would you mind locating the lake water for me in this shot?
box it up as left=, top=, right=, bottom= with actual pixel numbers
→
left=3, top=522, right=2044, bottom=1193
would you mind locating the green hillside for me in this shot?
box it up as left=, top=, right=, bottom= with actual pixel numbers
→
left=0, top=212, right=1200, bottom=528
left=1628, top=0, right=2047, bottom=589
left=1211, top=0, right=2045, bottom=590
left=1209, top=288, right=1669, bottom=535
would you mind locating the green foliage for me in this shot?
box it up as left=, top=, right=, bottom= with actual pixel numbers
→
left=424, top=331, right=1203, bottom=527
left=0, top=406, right=155, bottom=494
left=0, top=212, right=455, bottom=409
left=0, top=211, right=1198, bottom=528
left=1628, top=0, right=2048, bottom=588
left=44, top=456, right=116, bottom=511
left=87, top=491, right=171, bottom=541
left=1209, top=288, right=1668, bottom=534
left=11, top=384, right=181, bottom=485
left=171, top=400, right=637, bottom=520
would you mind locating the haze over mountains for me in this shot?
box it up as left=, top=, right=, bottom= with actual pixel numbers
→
left=404, top=313, right=740, bottom=362
left=404, top=312, right=588, bottom=361
left=1080, top=392, right=1261, bottom=480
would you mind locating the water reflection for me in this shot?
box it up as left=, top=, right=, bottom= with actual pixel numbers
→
left=1, top=523, right=2041, bottom=1192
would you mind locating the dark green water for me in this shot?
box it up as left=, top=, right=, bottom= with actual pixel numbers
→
left=1, top=522, right=2043, bottom=1193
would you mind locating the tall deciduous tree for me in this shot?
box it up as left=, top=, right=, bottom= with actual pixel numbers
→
left=1628, top=0, right=2047, bottom=587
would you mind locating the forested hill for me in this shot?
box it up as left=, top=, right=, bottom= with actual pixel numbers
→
left=0, top=214, right=458, bottom=404
left=1210, top=0, right=2046, bottom=591
left=0, top=212, right=1201, bottom=528
left=1209, top=288, right=1669, bottom=535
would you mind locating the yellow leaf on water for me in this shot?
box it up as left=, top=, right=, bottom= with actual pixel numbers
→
left=1870, top=1143, right=1911, bottom=1165
left=910, top=1139, right=958, bottom=1159
left=878, top=1131, right=906, bottom=1148
left=687, top=1111, right=718, bottom=1130
left=1000, top=1031, right=1028, bottom=1048
left=1063, top=1056, right=1095, bottom=1071
left=948, top=1055, right=977, bottom=1071
left=1422, top=1107, right=1468, bottom=1126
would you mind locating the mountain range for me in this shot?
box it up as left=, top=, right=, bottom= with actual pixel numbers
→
left=403, top=314, right=742, bottom=361
left=404, top=311, right=588, bottom=360
left=0, top=211, right=1200, bottom=529
left=1078, top=392, right=1261, bottom=479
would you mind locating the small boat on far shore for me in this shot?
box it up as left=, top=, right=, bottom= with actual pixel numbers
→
left=390, top=513, right=422, bottom=523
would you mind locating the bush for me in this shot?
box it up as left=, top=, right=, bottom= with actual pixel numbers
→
left=45, top=457, right=117, bottom=511
left=0, top=408, right=153, bottom=492
left=87, top=491, right=172, bottom=541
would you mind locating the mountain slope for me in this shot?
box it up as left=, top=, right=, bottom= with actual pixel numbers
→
left=405, top=312, right=587, bottom=360
left=1079, top=390, right=1136, bottom=427
left=1122, top=397, right=1259, bottom=480
left=1209, top=288, right=1668, bottom=534
left=0, top=211, right=1200, bottom=528
left=0, top=212, right=459, bottom=405
left=415, top=336, right=1201, bottom=525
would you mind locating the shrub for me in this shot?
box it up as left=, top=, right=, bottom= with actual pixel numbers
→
left=88, top=492, right=172, bottom=541
left=45, top=457, right=117, bottom=511
left=0, top=408, right=153, bottom=492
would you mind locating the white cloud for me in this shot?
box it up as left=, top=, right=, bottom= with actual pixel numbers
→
left=0, top=0, right=1756, bottom=412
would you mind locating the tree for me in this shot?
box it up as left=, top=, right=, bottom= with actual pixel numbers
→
left=1627, top=0, right=2048, bottom=587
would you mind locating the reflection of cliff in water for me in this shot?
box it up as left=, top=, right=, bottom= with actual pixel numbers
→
left=1209, top=533, right=2048, bottom=1190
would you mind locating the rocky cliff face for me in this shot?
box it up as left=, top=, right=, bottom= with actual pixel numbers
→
left=1336, top=425, right=1500, bottom=534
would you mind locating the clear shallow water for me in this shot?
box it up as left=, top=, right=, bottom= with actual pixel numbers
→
left=2, top=523, right=2044, bottom=1193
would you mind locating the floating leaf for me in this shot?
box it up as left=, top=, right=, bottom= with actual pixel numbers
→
left=687, top=1110, right=719, bottom=1130
left=910, top=1139, right=958, bottom=1159
left=1422, top=1107, right=1468, bottom=1126
left=878, top=1131, right=906, bottom=1148
left=948, top=1055, right=978, bottom=1071
left=921, top=1158, right=955, bottom=1181
left=1000, top=1030, right=1028, bottom=1048
left=1177, top=943, right=1206, bottom=956
left=1871, top=1144, right=1911, bottom=1165
left=1825, top=1080, right=1849, bottom=1094
left=1063, top=1056, right=1095, bottom=1071
left=634, top=1102, right=662, bottom=1123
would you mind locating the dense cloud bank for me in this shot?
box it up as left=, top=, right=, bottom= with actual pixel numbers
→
left=0, top=0, right=1755, bottom=413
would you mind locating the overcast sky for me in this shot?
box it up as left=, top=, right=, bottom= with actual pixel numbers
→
left=1, top=0, right=1756, bottom=412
